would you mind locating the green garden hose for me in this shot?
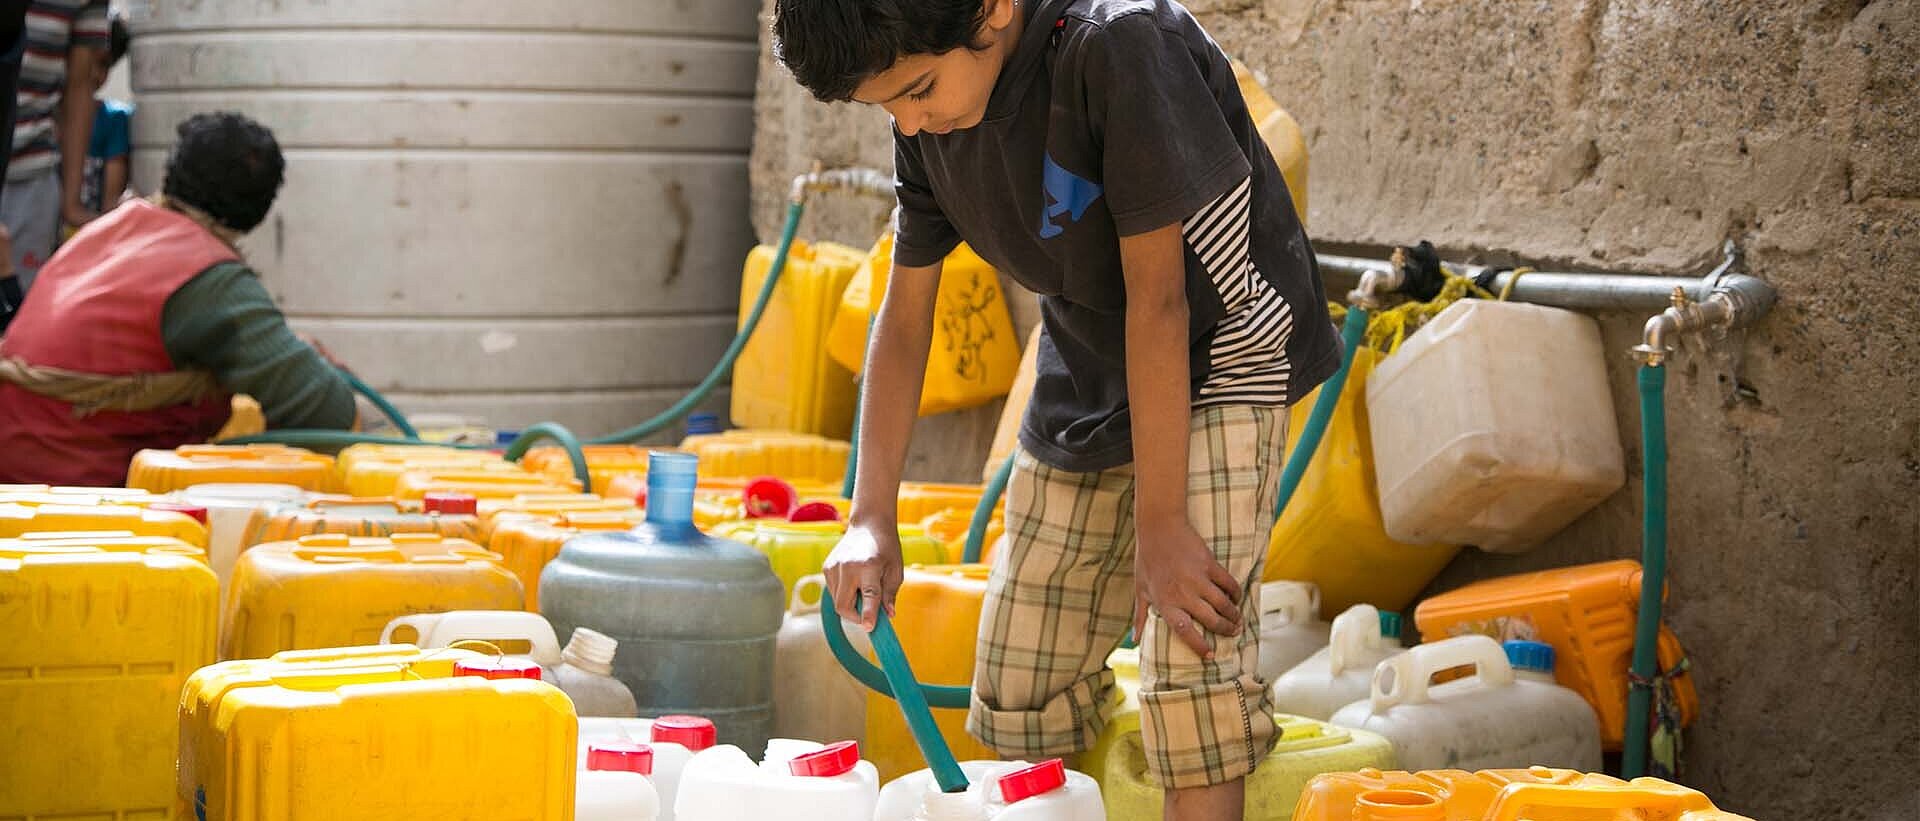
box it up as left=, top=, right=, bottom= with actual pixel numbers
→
left=1272, top=304, right=1370, bottom=518
left=820, top=588, right=971, bottom=792
left=1622, top=363, right=1668, bottom=778
left=963, top=453, right=1014, bottom=564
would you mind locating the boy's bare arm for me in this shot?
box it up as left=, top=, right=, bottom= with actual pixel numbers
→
left=1120, top=223, right=1243, bottom=658
left=102, top=156, right=129, bottom=209
left=823, top=256, right=943, bottom=631
left=59, top=46, right=105, bottom=226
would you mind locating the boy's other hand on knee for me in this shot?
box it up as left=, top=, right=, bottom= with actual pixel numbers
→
left=824, top=523, right=906, bottom=633
left=1133, top=515, right=1243, bottom=659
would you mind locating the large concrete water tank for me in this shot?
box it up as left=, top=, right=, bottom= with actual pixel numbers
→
left=129, top=1, right=758, bottom=436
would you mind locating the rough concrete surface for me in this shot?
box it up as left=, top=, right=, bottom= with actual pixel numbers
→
left=750, top=1, right=1919, bottom=817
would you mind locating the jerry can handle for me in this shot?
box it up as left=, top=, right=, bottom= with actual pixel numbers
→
left=790, top=574, right=827, bottom=615
left=821, top=586, right=970, bottom=792
left=1259, top=580, right=1319, bottom=624
left=1327, top=603, right=1383, bottom=675
left=1370, top=634, right=1511, bottom=709
left=1485, top=780, right=1717, bottom=821
left=379, top=611, right=563, bottom=666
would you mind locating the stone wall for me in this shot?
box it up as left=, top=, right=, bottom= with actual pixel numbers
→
left=749, top=1, right=1920, bottom=817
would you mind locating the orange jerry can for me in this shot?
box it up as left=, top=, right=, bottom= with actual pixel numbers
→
left=1413, top=560, right=1698, bottom=750
left=1292, top=766, right=1751, bottom=821
left=240, top=494, right=484, bottom=551
left=488, top=510, right=646, bottom=611
left=126, top=444, right=337, bottom=493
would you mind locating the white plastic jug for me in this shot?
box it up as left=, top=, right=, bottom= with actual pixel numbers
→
left=875, top=759, right=1106, bottom=821
left=674, top=739, right=878, bottom=821
left=579, top=743, right=661, bottom=821
left=380, top=610, right=564, bottom=665
left=551, top=628, right=641, bottom=717
left=1256, top=581, right=1330, bottom=683
left=1327, top=635, right=1602, bottom=772
left=1364, top=300, right=1625, bottom=552
left=174, top=482, right=309, bottom=585
left=1269, top=604, right=1406, bottom=720
left=579, top=715, right=717, bottom=821
left=774, top=574, right=871, bottom=744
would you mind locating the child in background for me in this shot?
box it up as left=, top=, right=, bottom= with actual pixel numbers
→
left=75, top=13, right=130, bottom=221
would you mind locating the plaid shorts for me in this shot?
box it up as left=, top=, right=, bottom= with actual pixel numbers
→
left=966, top=404, right=1288, bottom=789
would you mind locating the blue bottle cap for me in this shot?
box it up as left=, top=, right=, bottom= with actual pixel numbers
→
left=494, top=429, right=521, bottom=447
left=685, top=413, right=723, bottom=436
left=1503, top=640, right=1556, bottom=674
left=1377, top=610, right=1402, bottom=640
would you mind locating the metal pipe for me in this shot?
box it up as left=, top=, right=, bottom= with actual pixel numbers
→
left=1317, top=240, right=1775, bottom=316
left=789, top=166, right=894, bottom=204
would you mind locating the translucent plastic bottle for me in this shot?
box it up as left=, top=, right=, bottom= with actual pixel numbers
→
left=1269, top=605, right=1406, bottom=720
left=549, top=627, right=640, bottom=718
left=1328, top=636, right=1602, bottom=772
left=673, top=739, right=878, bottom=821
left=1255, top=580, right=1330, bottom=683
left=541, top=451, right=784, bottom=750
left=578, top=743, right=660, bottom=821
left=877, top=759, right=1107, bottom=821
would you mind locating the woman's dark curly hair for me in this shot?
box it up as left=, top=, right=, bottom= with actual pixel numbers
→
left=772, top=0, right=990, bottom=102
left=161, top=111, right=285, bottom=233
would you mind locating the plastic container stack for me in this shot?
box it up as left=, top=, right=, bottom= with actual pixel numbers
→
left=126, top=444, right=338, bottom=493
left=578, top=715, right=718, bottom=821
left=1365, top=300, right=1625, bottom=552
left=178, top=645, right=577, bottom=820
left=1413, top=558, right=1699, bottom=750
left=540, top=451, right=784, bottom=753
left=1084, top=647, right=1396, bottom=821
left=1270, top=604, right=1406, bottom=720
left=730, top=239, right=867, bottom=438
left=1291, top=766, right=1755, bottom=821
left=223, top=533, right=525, bottom=659
left=675, top=739, right=879, bottom=821
left=1328, top=635, right=1602, bottom=773
left=0, top=539, right=217, bottom=820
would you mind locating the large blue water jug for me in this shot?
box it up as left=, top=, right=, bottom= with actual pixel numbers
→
left=540, top=451, right=784, bottom=751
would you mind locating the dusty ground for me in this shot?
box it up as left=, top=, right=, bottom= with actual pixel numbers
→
left=750, top=1, right=1920, bottom=817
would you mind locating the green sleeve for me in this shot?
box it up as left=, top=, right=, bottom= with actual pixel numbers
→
left=161, top=262, right=357, bottom=430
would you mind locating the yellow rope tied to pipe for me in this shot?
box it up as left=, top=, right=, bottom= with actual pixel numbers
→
left=1359, top=264, right=1535, bottom=355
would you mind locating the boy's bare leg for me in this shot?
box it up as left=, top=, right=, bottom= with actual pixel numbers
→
left=1166, top=778, right=1245, bottom=821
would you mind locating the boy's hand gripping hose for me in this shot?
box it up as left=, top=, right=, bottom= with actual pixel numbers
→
left=821, top=588, right=971, bottom=793
left=1622, top=363, right=1668, bottom=778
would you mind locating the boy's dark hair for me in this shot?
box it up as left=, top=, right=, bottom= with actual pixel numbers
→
left=162, top=111, right=285, bottom=233
left=772, top=0, right=989, bottom=102
left=108, top=13, right=129, bottom=67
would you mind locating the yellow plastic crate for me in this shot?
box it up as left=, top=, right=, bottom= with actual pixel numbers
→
left=180, top=646, right=576, bottom=820
left=1265, top=348, right=1460, bottom=616
left=0, top=502, right=208, bottom=546
left=222, top=533, right=525, bottom=660
left=0, top=546, right=217, bottom=819
left=391, top=468, right=580, bottom=501
left=826, top=234, right=1022, bottom=416
left=488, top=510, right=646, bottom=611
left=126, top=444, right=338, bottom=493
left=678, top=429, right=851, bottom=484
left=1086, top=649, right=1395, bottom=820
left=730, top=240, right=865, bottom=438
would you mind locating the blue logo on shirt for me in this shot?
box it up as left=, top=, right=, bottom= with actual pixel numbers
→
left=1040, top=155, right=1102, bottom=239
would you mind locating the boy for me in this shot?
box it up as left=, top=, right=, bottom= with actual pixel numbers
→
left=75, top=12, right=130, bottom=219
left=774, top=1, right=1339, bottom=819
left=0, top=0, right=108, bottom=293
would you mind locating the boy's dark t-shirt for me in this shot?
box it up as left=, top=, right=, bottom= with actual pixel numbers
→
left=892, top=0, right=1340, bottom=472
